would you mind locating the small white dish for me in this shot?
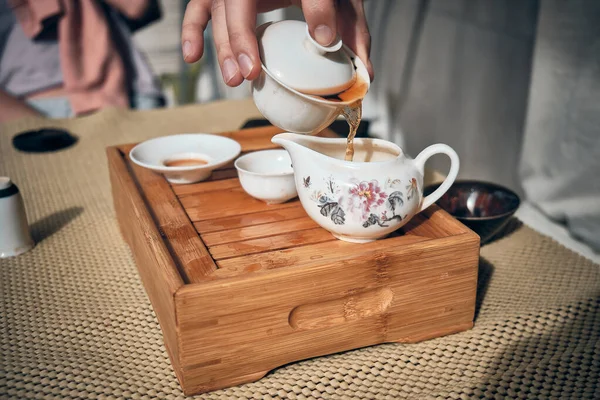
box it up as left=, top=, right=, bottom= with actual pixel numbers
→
left=234, top=149, right=297, bottom=204
left=129, top=134, right=241, bottom=184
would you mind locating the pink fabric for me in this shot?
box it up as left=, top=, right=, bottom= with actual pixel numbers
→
left=8, top=0, right=147, bottom=115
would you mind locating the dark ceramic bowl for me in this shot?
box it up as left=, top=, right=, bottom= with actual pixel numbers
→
left=424, top=180, right=521, bottom=244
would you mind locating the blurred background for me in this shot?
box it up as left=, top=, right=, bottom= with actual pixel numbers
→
left=2, top=0, right=598, bottom=257
left=133, top=3, right=301, bottom=107
left=135, top=0, right=539, bottom=197
left=132, top=0, right=599, bottom=257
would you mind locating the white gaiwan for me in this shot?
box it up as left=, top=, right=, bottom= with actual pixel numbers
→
left=258, top=20, right=356, bottom=96
left=252, top=20, right=370, bottom=134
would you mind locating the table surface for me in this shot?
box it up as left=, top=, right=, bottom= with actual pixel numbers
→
left=1, top=100, right=599, bottom=399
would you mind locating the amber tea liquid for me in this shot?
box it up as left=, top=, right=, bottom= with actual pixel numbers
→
left=342, top=100, right=362, bottom=161
left=315, top=76, right=368, bottom=162
left=164, top=158, right=208, bottom=167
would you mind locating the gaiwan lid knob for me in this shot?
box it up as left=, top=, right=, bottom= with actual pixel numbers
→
left=257, top=20, right=356, bottom=96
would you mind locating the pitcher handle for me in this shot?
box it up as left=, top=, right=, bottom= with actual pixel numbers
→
left=414, top=144, right=460, bottom=212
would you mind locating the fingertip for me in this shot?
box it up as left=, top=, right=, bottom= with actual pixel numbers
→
left=181, top=30, right=203, bottom=63
left=246, top=67, right=262, bottom=81
left=183, top=47, right=201, bottom=63
left=236, top=52, right=262, bottom=80
left=221, top=57, right=244, bottom=86
left=223, top=0, right=261, bottom=81
left=302, top=0, right=337, bottom=46
left=225, top=74, right=245, bottom=87
left=181, top=0, right=210, bottom=63
left=182, top=40, right=193, bottom=62
left=235, top=53, right=250, bottom=78
left=312, top=24, right=335, bottom=46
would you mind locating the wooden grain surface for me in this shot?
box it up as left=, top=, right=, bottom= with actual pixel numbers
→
left=108, top=124, right=480, bottom=396
left=173, top=231, right=479, bottom=394
left=116, top=125, right=472, bottom=281
left=125, top=155, right=218, bottom=283
left=106, top=146, right=184, bottom=377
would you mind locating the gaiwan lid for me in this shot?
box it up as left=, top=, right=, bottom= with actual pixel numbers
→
left=257, top=20, right=356, bottom=96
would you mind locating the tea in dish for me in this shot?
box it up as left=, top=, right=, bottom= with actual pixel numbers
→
left=163, top=158, right=208, bottom=167
left=301, top=64, right=368, bottom=162
left=257, top=20, right=356, bottom=96
left=301, top=71, right=368, bottom=162
left=252, top=19, right=371, bottom=161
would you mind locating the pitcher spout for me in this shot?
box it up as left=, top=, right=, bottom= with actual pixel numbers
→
left=271, top=132, right=332, bottom=162
left=272, top=132, right=347, bottom=177
left=273, top=132, right=402, bottom=167
left=271, top=132, right=305, bottom=153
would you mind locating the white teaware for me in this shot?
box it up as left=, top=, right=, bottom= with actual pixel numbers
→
left=129, top=134, right=241, bottom=184
left=235, top=149, right=297, bottom=204
left=258, top=20, right=356, bottom=95
left=0, top=177, right=35, bottom=258
left=272, top=133, right=460, bottom=243
left=252, top=21, right=370, bottom=134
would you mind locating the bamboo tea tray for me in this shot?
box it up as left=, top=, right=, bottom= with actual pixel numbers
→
left=107, top=126, right=480, bottom=396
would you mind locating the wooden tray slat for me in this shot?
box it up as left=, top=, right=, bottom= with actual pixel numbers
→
left=201, top=216, right=318, bottom=246
left=206, top=168, right=238, bottom=181
left=107, top=146, right=184, bottom=373
left=212, top=220, right=433, bottom=277
left=123, top=150, right=217, bottom=283
left=194, top=206, right=309, bottom=234
left=182, top=187, right=298, bottom=221
left=208, top=227, right=336, bottom=260
left=173, top=178, right=240, bottom=197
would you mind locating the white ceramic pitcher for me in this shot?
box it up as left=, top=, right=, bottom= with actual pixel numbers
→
left=272, top=133, right=460, bottom=243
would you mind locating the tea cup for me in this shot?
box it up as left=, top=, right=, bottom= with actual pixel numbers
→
left=235, top=149, right=297, bottom=204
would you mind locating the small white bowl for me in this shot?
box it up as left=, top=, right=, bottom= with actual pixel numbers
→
left=234, top=150, right=297, bottom=204
left=129, top=134, right=241, bottom=184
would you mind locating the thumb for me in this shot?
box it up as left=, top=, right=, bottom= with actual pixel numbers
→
left=301, top=0, right=337, bottom=46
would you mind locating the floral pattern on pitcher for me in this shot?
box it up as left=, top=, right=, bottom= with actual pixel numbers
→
left=303, top=175, right=418, bottom=228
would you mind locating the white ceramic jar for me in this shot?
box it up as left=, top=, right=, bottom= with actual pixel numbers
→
left=0, top=177, right=34, bottom=258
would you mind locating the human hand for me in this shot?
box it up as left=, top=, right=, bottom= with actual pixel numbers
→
left=181, top=0, right=373, bottom=87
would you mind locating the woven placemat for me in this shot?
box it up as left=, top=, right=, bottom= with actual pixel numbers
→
left=1, top=103, right=599, bottom=399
